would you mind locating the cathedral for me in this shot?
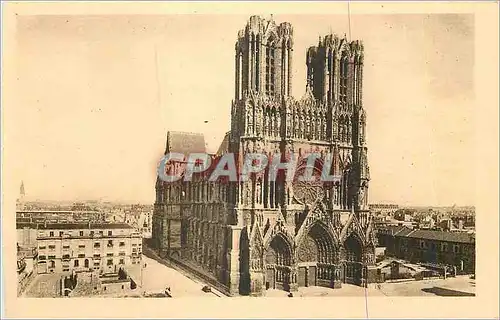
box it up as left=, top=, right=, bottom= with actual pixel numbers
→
left=153, top=15, right=377, bottom=296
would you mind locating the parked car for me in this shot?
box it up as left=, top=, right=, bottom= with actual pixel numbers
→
left=202, top=285, right=212, bottom=293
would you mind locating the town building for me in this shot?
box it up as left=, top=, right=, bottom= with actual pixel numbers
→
left=376, top=226, right=475, bottom=274
left=369, top=203, right=399, bottom=215
left=17, top=210, right=105, bottom=224
left=417, top=215, right=436, bottom=229
left=153, top=15, right=376, bottom=296
left=17, top=222, right=142, bottom=275
left=17, top=246, right=37, bottom=296
left=139, top=211, right=153, bottom=238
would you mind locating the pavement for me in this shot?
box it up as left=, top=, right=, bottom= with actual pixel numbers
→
left=377, top=275, right=475, bottom=296
left=22, top=258, right=474, bottom=298
left=129, top=255, right=221, bottom=297
left=23, top=273, right=62, bottom=298
left=263, top=275, right=475, bottom=297
left=265, top=285, right=385, bottom=297
left=22, top=255, right=222, bottom=298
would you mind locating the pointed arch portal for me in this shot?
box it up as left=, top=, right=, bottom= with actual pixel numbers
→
left=344, top=234, right=363, bottom=285
left=296, top=222, right=339, bottom=288
left=264, top=233, right=293, bottom=291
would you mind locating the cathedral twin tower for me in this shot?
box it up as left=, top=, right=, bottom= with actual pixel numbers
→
left=230, top=15, right=369, bottom=212
left=154, top=15, right=376, bottom=297
left=234, top=17, right=293, bottom=100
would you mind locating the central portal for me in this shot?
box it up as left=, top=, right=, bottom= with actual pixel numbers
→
left=296, top=222, right=338, bottom=288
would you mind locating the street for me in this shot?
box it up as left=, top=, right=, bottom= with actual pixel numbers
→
left=132, top=255, right=222, bottom=297
left=264, top=275, right=475, bottom=297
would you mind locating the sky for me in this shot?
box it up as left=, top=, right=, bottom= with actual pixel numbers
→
left=12, top=14, right=474, bottom=206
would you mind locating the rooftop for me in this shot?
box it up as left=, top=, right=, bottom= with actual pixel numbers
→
left=165, top=131, right=206, bottom=155
left=405, top=229, right=475, bottom=244
left=378, top=225, right=413, bottom=236
left=16, top=222, right=133, bottom=230
left=17, top=210, right=100, bottom=214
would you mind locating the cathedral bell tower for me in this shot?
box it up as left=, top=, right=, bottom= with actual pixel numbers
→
left=227, top=16, right=295, bottom=296
left=234, top=15, right=293, bottom=100
left=305, top=35, right=368, bottom=213
left=229, top=15, right=295, bottom=213
left=230, top=15, right=294, bottom=146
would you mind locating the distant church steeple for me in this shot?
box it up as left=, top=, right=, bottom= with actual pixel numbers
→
left=17, top=180, right=26, bottom=210
left=20, top=180, right=25, bottom=199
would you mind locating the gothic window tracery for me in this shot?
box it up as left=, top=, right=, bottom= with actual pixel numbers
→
left=265, top=41, right=276, bottom=95
left=354, top=55, right=359, bottom=105
left=340, top=54, right=348, bottom=105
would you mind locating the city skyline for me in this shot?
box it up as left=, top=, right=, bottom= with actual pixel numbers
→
left=12, top=14, right=474, bottom=206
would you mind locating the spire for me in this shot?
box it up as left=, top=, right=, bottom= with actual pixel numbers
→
left=20, top=180, right=25, bottom=199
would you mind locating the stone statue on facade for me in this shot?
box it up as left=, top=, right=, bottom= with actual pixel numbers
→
left=358, top=187, right=365, bottom=209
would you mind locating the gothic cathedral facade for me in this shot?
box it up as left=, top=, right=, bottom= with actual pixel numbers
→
left=153, top=15, right=377, bottom=296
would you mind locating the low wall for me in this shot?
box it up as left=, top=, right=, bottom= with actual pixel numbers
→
left=101, top=278, right=133, bottom=295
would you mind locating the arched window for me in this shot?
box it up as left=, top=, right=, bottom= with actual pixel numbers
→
left=256, top=35, right=260, bottom=91
left=328, top=52, right=333, bottom=73
left=265, top=39, right=276, bottom=95
left=327, top=51, right=334, bottom=102
left=238, top=52, right=243, bottom=99
left=354, top=55, right=359, bottom=105
left=346, top=118, right=351, bottom=143
left=340, top=54, right=348, bottom=104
